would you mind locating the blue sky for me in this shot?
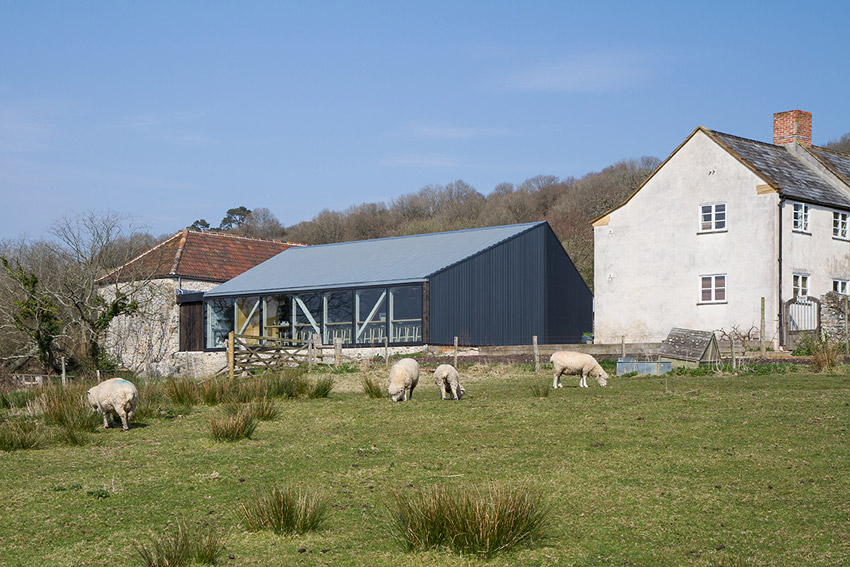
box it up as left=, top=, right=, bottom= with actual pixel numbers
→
left=2, top=1, right=849, bottom=240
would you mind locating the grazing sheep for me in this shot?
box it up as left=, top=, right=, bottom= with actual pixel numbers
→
left=433, top=364, right=465, bottom=400
left=550, top=351, right=608, bottom=388
left=86, top=378, right=138, bottom=430
left=387, top=358, right=419, bottom=402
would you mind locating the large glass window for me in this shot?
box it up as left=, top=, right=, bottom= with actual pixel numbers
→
left=236, top=297, right=262, bottom=344
left=700, top=275, right=726, bottom=303
left=292, top=293, right=321, bottom=342
left=206, top=298, right=234, bottom=349
left=390, top=286, right=422, bottom=343
left=264, top=295, right=292, bottom=341
left=355, top=288, right=387, bottom=344
left=323, top=291, right=353, bottom=344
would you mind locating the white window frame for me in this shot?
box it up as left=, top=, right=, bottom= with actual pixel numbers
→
left=793, top=203, right=810, bottom=232
left=833, top=211, right=849, bottom=240
left=792, top=273, right=809, bottom=299
left=699, top=274, right=726, bottom=304
left=833, top=279, right=849, bottom=295
left=699, top=202, right=727, bottom=233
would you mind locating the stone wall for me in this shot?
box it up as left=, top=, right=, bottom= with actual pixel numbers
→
left=99, top=278, right=221, bottom=377
left=820, top=291, right=850, bottom=342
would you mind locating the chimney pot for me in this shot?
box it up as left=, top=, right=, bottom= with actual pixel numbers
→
left=773, top=110, right=812, bottom=146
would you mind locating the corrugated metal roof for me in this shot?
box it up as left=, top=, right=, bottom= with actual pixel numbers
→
left=205, top=222, right=544, bottom=297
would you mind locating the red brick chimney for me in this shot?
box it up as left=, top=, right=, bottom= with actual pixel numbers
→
left=773, top=109, right=812, bottom=146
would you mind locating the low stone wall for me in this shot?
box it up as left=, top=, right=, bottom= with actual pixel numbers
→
left=821, top=292, right=850, bottom=342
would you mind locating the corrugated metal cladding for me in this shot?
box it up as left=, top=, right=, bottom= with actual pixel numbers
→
left=429, top=223, right=590, bottom=345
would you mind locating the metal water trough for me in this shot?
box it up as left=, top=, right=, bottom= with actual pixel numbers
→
left=616, top=357, right=671, bottom=376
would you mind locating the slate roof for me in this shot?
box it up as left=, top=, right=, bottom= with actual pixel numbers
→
left=97, top=230, right=302, bottom=284
left=658, top=328, right=720, bottom=362
left=594, top=126, right=850, bottom=223
left=205, top=222, right=544, bottom=298
left=706, top=129, right=850, bottom=210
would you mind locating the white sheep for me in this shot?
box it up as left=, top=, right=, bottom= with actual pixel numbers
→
left=433, top=364, right=465, bottom=400
left=86, top=378, right=139, bottom=430
left=387, top=358, right=419, bottom=402
left=550, top=351, right=608, bottom=388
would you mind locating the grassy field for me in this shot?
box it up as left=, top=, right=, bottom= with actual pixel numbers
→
left=1, top=362, right=849, bottom=566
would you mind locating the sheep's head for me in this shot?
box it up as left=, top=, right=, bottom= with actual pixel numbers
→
left=457, top=385, right=466, bottom=399
left=387, top=385, right=404, bottom=402
left=85, top=388, right=98, bottom=410
left=595, top=369, right=609, bottom=387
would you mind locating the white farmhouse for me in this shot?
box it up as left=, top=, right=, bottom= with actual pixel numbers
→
left=593, top=110, right=850, bottom=348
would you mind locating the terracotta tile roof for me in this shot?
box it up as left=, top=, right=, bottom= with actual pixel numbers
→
left=98, top=230, right=303, bottom=284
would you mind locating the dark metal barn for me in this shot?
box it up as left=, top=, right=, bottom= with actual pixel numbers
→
left=202, top=222, right=592, bottom=348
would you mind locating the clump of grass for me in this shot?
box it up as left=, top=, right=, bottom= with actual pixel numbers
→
left=0, top=389, right=38, bottom=409
left=385, top=484, right=550, bottom=558
left=330, top=362, right=360, bottom=374
left=208, top=406, right=258, bottom=441
left=38, top=385, right=102, bottom=443
left=810, top=333, right=841, bottom=372
left=0, top=418, right=42, bottom=451
left=360, top=375, right=385, bottom=399
left=165, top=377, right=200, bottom=407
left=238, top=484, right=329, bottom=535
left=133, top=517, right=193, bottom=567
left=134, top=378, right=168, bottom=420
left=193, top=523, right=228, bottom=565
left=530, top=382, right=551, bottom=397
left=244, top=397, right=278, bottom=421
left=308, top=376, right=335, bottom=398
left=201, top=378, right=239, bottom=406
left=262, top=370, right=309, bottom=399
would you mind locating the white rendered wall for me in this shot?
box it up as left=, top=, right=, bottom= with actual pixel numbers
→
left=782, top=202, right=850, bottom=302
left=594, top=131, right=780, bottom=344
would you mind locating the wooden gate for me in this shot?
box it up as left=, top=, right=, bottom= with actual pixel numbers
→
left=783, top=296, right=820, bottom=349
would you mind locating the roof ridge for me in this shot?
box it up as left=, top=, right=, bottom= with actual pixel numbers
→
left=95, top=230, right=184, bottom=283
left=190, top=230, right=305, bottom=247
left=169, top=229, right=190, bottom=275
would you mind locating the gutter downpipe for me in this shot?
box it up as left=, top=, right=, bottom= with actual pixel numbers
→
left=778, top=197, right=784, bottom=349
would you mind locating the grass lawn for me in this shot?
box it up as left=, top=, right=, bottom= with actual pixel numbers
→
left=1, top=363, right=849, bottom=566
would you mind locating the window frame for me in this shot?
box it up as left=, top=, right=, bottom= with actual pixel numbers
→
left=792, top=203, right=810, bottom=233
left=699, top=274, right=727, bottom=304
left=833, top=211, right=849, bottom=240
left=792, top=273, right=810, bottom=299
left=698, top=202, right=727, bottom=233
left=833, top=279, right=848, bottom=295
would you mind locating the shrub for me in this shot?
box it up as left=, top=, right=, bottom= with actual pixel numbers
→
left=238, top=484, right=328, bottom=535
left=360, top=375, right=385, bottom=399
left=385, top=484, right=550, bottom=558
left=810, top=333, right=841, bottom=372
left=208, top=406, right=258, bottom=442
left=0, top=418, right=42, bottom=451
left=308, top=377, right=335, bottom=399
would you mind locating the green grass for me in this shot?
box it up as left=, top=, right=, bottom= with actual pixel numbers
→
left=0, top=366, right=849, bottom=566
left=238, top=484, right=329, bottom=535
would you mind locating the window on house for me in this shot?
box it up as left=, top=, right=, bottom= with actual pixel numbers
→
left=833, top=279, right=849, bottom=294
left=793, top=274, right=809, bottom=299
left=700, top=274, right=726, bottom=303
left=833, top=212, right=849, bottom=239
left=793, top=203, right=810, bottom=232
left=700, top=203, right=727, bottom=232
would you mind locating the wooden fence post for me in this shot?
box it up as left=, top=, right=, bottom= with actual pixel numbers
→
left=621, top=336, right=626, bottom=357
left=760, top=297, right=766, bottom=356
left=228, top=331, right=235, bottom=381
left=844, top=295, right=850, bottom=354
left=61, top=356, right=66, bottom=387
left=384, top=336, right=389, bottom=366
left=532, top=335, right=539, bottom=373
left=454, top=336, right=458, bottom=369
left=731, top=335, right=737, bottom=370
left=334, top=337, right=342, bottom=367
